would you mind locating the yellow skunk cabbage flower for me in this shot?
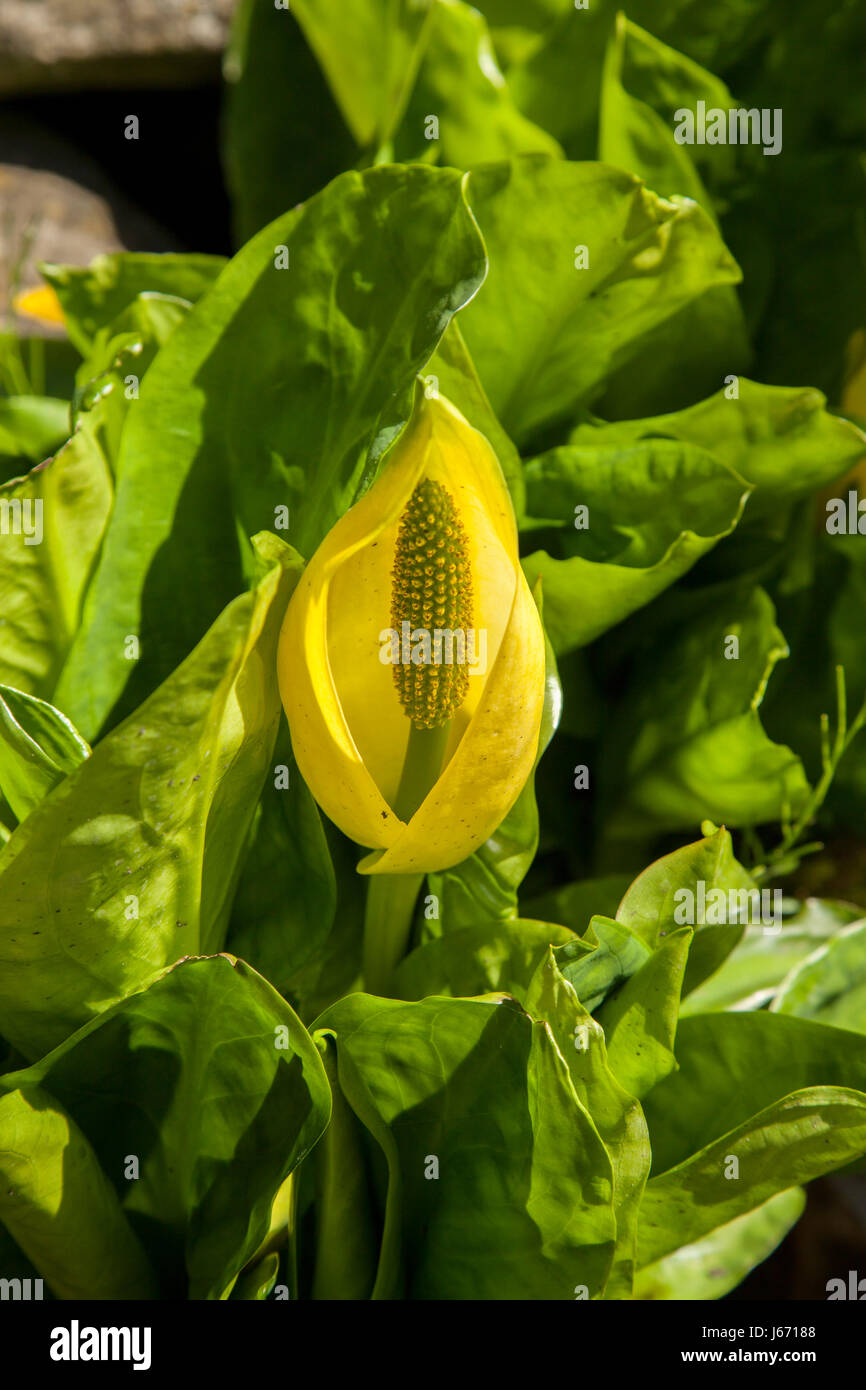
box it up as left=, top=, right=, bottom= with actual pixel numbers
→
left=277, top=386, right=545, bottom=878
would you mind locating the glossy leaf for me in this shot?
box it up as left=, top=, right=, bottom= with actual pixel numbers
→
left=460, top=155, right=740, bottom=443
left=41, top=253, right=225, bottom=354
left=0, top=407, right=113, bottom=701
left=639, top=1086, right=866, bottom=1264
left=568, top=379, right=866, bottom=517
left=521, top=437, right=748, bottom=653
left=616, top=828, right=755, bottom=992
left=595, top=927, right=692, bottom=1100
left=57, top=165, right=486, bottom=738
left=772, top=918, right=866, bottom=1032
left=0, top=1085, right=157, bottom=1299
left=603, top=587, right=809, bottom=838
left=4, top=955, right=331, bottom=1299
left=643, top=1011, right=866, bottom=1174
left=317, top=991, right=616, bottom=1299
left=524, top=948, right=651, bottom=1297
left=0, top=540, right=301, bottom=1060
left=0, top=397, right=69, bottom=480
left=0, top=685, right=89, bottom=822
left=634, top=1188, right=805, bottom=1300
left=392, top=0, right=561, bottom=166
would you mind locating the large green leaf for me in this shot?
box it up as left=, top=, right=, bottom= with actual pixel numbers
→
left=599, top=16, right=738, bottom=215
left=639, top=1086, right=866, bottom=1265
left=316, top=991, right=616, bottom=1299
left=602, top=586, right=809, bottom=838
left=569, top=380, right=866, bottom=518
left=0, top=539, right=300, bottom=1060
left=0, top=406, right=113, bottom=701
left=594, top=928, right=692, bottom=1100
left=681, top=897, right=864, bottom=1015
left=391, top=0, right=561, bottom=166
left=507, top=1, right=615, bottom=156
left=0, top=685, right=89, bottom=822
left=3, top=955, right=331, bottom=1299
left=308, top=1032, right=379, bottom=1300
left=643, top=1011, right=866, bottom=1173
left=616, top=827, right=755, bottom=992
left=223, top=0, right=358, bottom=244
left=634, top=1188, right=805, bottom=1300
left=0, top=1085, right=157, bottom=1299
left=40, top=253, right=226, bottom=355
left=460, top=156, right=741, bottom=444
left=57, top=165, right=486, bottom=739
left=772, top=918, right=866, bottom=1032
left=226, top=725, right=337, bottom=996
left=554, top=916, right=651, bottom=1014
left=521, top=438, right=749, bottom=653
left=292, top=0, right=434, bottom=149
left=392, top=916, right=576, bottom=1001
left=524, top=948, right=651, bottom=1298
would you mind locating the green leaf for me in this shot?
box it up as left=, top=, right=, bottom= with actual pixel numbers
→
left=4, top=955, right=331, bottom=1299
left=292, top=0, right=434, bottom=148
left=226, top=725, right=337, bottom=996
left=523, top=874, right=632, bottom=936
left=392, top=0, right=562, bottom=167
left=639, top=1086, right=866, bottom=1265
left=772, top=918, right=866, bottom=1032
left=40, top=253, right=225, bottom=354
left=230, top=1251, right=280, bottom=1301
left=0, top=1085, right=157, bottom=1299
left=554, top=916, right=652, bottom=1014
left=599, top=16, right=738, bottom=215
left=595, top=927, right=692, bottom=1100
left=524, top=948, right=651, bottom=1298
left=0, top=407, right=113, bottom=701
left=57, top=165, right=486, bottom=739
left=0, top=397, right=69, bottom=480
left=682, top=898, right=864, bottom=1015
left=616, top=827, right=756, bottom=992
left=317, top=991, right=616, bottom=1299
left=507, top=1, right=615, bottom=156
left=460, top=156, right=741, bottom=444
left=0, top=543, right=301, bottom=1060
left=634, top=1187, right=805, bottom=1300
left=603, top=587, right=810, bottom=838
left=0, top=685, right=89, bottom=821
left=393, top=917, right=576, bottom=1001
left=569, top=379, right=866, bottom=517
left=521, top=438, right=749, bottom=653
left=222, top=0, right=358, bottom=244
left=643, top=1011, right=866, bottom=1174
left=308, top=1032, right=379, bottom=1300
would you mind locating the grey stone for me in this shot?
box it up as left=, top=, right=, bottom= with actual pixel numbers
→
left=0, top=0, right=237, bottom=96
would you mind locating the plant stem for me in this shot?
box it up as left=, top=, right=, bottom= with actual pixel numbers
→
left=362, top=720, right=449, bottom=993
left=392, top=720, right=449, bottom=822
left=363, top=870, right=424, bottom=996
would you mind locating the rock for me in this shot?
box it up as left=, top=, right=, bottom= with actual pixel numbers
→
left=0, top=123, right=176, bottom=334
left=0, top=0, right=237, bottom=97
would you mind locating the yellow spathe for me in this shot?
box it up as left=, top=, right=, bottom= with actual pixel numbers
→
left=277, top=385, right=545, bottom=874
